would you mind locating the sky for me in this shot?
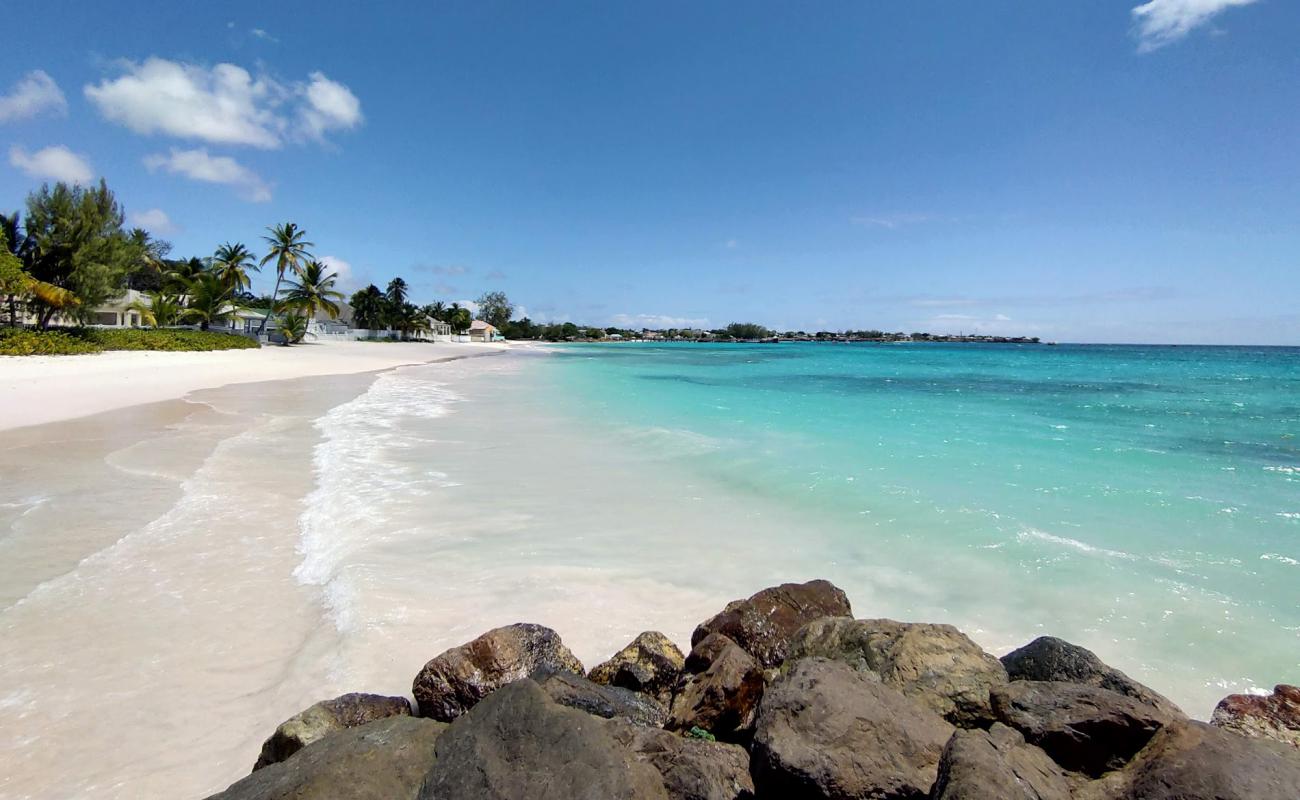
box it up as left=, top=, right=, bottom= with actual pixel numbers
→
left=2, top=0, right=1298, bottom=344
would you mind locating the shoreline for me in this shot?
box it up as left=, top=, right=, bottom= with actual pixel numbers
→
left=0, top=339, right=510, bottom=433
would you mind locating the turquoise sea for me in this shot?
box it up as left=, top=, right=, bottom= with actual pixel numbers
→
left=544, top=342, right=1300, bottom=711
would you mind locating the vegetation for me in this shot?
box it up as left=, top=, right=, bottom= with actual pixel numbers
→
left=475, top=290, right=513, bottom=329
left=282, top=260, right=345, bottom=320
left=257, top=223, right=313, bottom=336
left=0, top=327, right=259, bottom=356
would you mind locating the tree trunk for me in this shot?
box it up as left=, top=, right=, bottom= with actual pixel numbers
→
left=255, top=271, right=284, bottom=336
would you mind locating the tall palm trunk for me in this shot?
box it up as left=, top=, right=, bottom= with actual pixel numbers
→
left=255, top=266, right=285, bottom=336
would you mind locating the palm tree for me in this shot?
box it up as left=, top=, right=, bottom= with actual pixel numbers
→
left=278, top=313, right=309, bottom=345
left=424, top=301, right=447, bottom=322
left=257, top=222, right=313, bottom=335
left=180, top=272, right=234, bottom=331
left=282, top=259, right=345, bottom=321
left=211, top=242, right=258, bottom=293
left=447, top=304, right=472, bottom=334
left=349, top=284, right=385, bottom=330
left=127, top=290, right=183, bottom=327
left=163, top=257, right=207, bottom=294
left=385, top=276, right=409, bottom=307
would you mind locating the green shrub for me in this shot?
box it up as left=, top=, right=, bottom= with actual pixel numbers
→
left=83, top=328, right=260, bottom=352
left=0, top=328, right=101, bottom=356
left=0, top=327, right=260, bottom=356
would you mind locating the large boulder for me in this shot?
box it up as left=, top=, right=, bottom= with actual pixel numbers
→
left=206, top=716, right=446, bottom=800
left=751, top=658, right=954, bottom=800
left=1210, top=684, right=1300, bottom=750
left=535, top=669, right=668, bottom=727
left=787, top=616, right=1007, bottom=726
left=691, top=580, right=852, bottom=669
left=589, top=631, right=686, bottom=703
left=608, top=721, right=755, bottom=800
left=418, top=679, right=668, bottom=800
left=1118, top=719, right=1300, bottom=799
left=252, top=692, right=412, bottom=770
left=412, top=623, right=584, bottom=721
left=1000, top=636, right=1181, bottom=717
left=990, top=680, right=1178, bottom=778
left=930, top=722, right=1074, bottom=800
left=666, top=634, right=765, bottom=742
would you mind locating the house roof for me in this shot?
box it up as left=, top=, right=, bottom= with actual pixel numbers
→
left=469, top=320, right=497, bottom=331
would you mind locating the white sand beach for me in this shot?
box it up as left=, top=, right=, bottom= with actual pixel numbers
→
left=0, top=339, right=507, bottom=432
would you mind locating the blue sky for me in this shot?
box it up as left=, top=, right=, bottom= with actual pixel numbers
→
left=2, top=1, right=1297, bottom=343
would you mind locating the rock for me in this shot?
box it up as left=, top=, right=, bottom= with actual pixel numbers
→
left=666, top=634, right=765, bottom=742
left=1119, top=719, right=1300, bottom=799
left=751, top=658, right=954, bottom=800
left=590, top=631, right=686, bottom=703
left=608, top=721, right=755, bottom=800
left=418, top=679, right=669, bottom=800
left=252, top=692, right=412, bottom=770
left=787, top=616, right=1007, bottom=726
left=535, top=669, right=668, bottom=727
left=1210, top=684, right=1300, bottom=750
left=206, top=716, right=446, bottom=800
left=990, top=680, right=1177, bottom=777
left=412, top=623, right=584, bottom=721
left=691, top=580, right=852, bottom=669
left=1000, top=636, right=1182, bottom=717
left=930, top=722, right=1074, bottom=800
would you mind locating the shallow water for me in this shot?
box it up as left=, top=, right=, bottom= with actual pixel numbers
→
left=544, top=342, right=1300, bottom=709
left=1, top=343, right=1296, bottom=798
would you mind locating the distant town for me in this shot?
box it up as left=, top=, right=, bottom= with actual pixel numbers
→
left=534, top=321, right=1043, bottom=345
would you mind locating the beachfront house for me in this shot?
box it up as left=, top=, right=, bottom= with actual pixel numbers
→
left=468, top=320, right=501, bottom=342
left=87, top=289, right=148, bottom=328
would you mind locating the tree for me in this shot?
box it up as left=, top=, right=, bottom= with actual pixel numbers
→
left=162, top=256, right=206, bottom=294
left=724, top=322, right=774, bottom=340
left=282, top=259, right=345, bottom=320
left=446, top=304, right=471, bottom=334
left=425, top=300, right=447, bottom=321
left=475, top=290, right=513, bottom=328
left=180, top=272, right=235, bottom=331
left=278, top=313, right=309, bottom=345
left=21, top=180, right=142, bottom=328
left=211, top=242, right=258, bottom=293
left=385, top=276, right=408, bottom=307
left=349, top=284, right=386, bottom=330
left=124, top=228, right=171, bottom=291
left=127, top=290, right=183, bottom=327
left=503, top=317, right=539, bottom=339
left=257, top=222, right=313, bottom=335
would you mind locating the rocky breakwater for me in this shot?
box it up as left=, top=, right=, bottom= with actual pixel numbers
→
left=208, top=579, right=1300, bottom=799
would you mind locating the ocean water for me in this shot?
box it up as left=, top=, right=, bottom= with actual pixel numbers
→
left=539, top=342, right=1300, bottom=710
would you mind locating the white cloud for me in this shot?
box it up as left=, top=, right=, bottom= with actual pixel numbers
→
left=0, top=70, right=68, bottom=123
left=300, top=72, right=362, bottom=140
left=84, top=57, right=362, bottom=148
left=1131, top=0, right=1258, bottom=52
left=609, top=313, right=709, bottom=329
left=319, top=256, right=355, bottom=290
left=851, top=213, right=932, bottom=229
left=250, top=28, right=279, bottom=43
left=128, top=208, right=178, bottom=234
left=143, top=147, right=271, bottom=202
left=8, top=145, right=93, bottom=184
